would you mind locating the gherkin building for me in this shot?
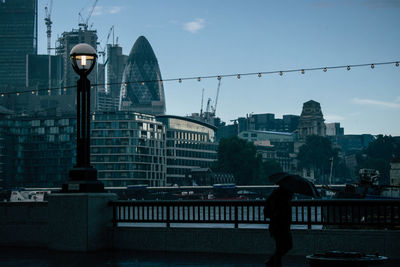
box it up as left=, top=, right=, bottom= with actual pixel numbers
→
left=119, top=36, right=166, bottom=114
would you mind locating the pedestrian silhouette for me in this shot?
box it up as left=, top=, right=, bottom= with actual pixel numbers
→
left=264, top=187, right=293, bottom=267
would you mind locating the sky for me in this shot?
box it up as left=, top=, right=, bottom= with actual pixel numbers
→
left=37, top=0, right=400, bottom=136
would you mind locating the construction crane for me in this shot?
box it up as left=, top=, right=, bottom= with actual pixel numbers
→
left=212, top=79, right=221, bottom=116
left=78, top=0, right=98, bottom=30
left=98, top=26, right=114, bottom=65
left=44, top=0, right=53, bottom=94
left=200, top=88, right=204, bottom=117
left=44, top=0, right=53, bottom=55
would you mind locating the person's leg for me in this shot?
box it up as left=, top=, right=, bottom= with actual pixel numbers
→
left=272, top=232, right=292, bottom=267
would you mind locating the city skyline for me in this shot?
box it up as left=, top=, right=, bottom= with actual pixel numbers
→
left=35, top=0, right=400, bottom=135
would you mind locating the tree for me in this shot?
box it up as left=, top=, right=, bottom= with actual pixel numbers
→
left=357, top=135, right=400, bottom=184
left=213, top=136, right=260, bottom=185
left=297, top=135, right=336, bottom=181
left=213, top=136, right=282, bottom=185
left=259, top=159, right=283, bottom=185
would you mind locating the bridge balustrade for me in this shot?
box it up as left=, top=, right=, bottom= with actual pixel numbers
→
left=109, top=199, right=400, bottom=229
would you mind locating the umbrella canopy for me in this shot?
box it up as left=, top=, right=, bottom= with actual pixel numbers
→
left=269, top=172, right=320, bottom=198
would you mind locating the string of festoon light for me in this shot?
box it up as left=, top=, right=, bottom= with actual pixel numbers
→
left=1, top=60, right=399, bottom=97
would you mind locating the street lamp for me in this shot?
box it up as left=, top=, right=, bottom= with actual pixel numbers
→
left=62, top=43, right=104, bottom=192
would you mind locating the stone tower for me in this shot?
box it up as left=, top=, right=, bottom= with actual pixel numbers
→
left=297, top=100, right=326, bottom=141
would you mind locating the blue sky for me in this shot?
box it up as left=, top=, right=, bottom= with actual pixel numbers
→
left=38, top=0, right=400, bottom=135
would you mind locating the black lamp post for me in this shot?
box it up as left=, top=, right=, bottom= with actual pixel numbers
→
left=62, top=43, right=104, bottom=192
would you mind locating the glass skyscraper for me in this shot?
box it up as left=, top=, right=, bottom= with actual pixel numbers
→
left=119, top=36, right=166, bottom=115
left=0, top=0, right=38, bottom=89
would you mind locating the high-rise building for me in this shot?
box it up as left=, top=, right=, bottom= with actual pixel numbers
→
left=91, top=111, right=167, bottom=187
left=56, top=28, right=98, bottom=99
left=119, top=36, right=166, bottom=115
left=297, top=100, right=326, bottom=141
left=0, top=0, right=38, bottom=89
left=26, top=54, right=63, bottom=95
left=107, top=44, right=128, bottom=103
left=0, top=113, right=76, bottom=188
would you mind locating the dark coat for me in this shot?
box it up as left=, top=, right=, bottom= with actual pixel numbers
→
left=264, top=187, right=292, bottom=236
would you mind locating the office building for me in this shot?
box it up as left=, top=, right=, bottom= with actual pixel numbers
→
left=107, top=44, right=128, bottom=106
left=326, top=122, right=344, bottom=136
left=56, top=28, right=98, bottom=101
left=91, top=111, right=166, bottom=187
left=156, top=115, right=217, bottom=186
left=119, top=36, right=166, bottom=115
left=0, top=0, right=37, bottom=90
left=1, top=113, right=76, bottom=188
left=297, top=100, right=326, bottom=141
left=238, top=130, right=297, bottom=172
left=26, top=54, right=63, bottom=95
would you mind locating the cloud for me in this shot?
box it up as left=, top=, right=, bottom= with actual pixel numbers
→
left=353, top=98, right=400, bottom=109
left=110, top=6, right=123, bottom=14
left=92, top=6, right=104, bottom=16
left=92, top=6, right=123, bottom=16
left=325, top=114, right=345, bottom=122
left=183, top=18, right=205, bottom=33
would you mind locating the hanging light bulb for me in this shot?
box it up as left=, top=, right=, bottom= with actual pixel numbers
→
left=301, top=69, right=305, bottom=74
left=31, top=90, right=35, bottom=94
left=237, top=74, right=241, bottom=79
left=197, top=77, right=201, bottom=82
left=347, top=66, right=351, bottom=71
left=323, top=67, right=327, bottom=72
left=141, top=81, right=145, bottom=85
left=178, top=78, right=182, bottom=83
left=258, top=73, right=262, bottom=77
left=48, top=89, right=51, bottom=94
left=16, top=92, right=20, bottom=96
left=279, top=71, right=283, bottom=76
left=1, top=93, right=4, bottom=97
left=371, top=64, right=374, bottom=69
left=63, top=88, right=67, bottom=92
left=396, top=61, right=399, bottom=67
left=217, top=76, right=221, bottom=80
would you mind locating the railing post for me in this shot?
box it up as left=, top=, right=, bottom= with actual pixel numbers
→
left=166, top=204, right=170, bottom=228
left=112, top=204, right=117, bottom=227
left=234, top=204, right=238, bottom=229
left=307, top=204, right=312, bottom=230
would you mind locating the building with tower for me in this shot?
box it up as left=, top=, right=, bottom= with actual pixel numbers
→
left=119, top=36, right=166, bottom=115
left=0, top=0, right=38, bottom=90
left=297, top=100, right=326, bottom=141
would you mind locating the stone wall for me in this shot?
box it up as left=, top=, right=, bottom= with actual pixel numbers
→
left=0, top=202, right=48, bottom=247
left=110, top=227, right=400, bottom=259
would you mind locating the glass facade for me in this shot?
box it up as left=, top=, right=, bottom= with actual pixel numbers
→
left=156, top=115, right=217, bottom=186
left=91, top=111, right=166, bottom=187
left=119, top=36, right=166, bottom=115
left=0, top=0, right=37, bottom=89
left=0, top=114, right=76, bottom=188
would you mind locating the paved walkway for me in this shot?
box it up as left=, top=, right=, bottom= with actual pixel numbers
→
left=0, top=247, right=398, bottom=266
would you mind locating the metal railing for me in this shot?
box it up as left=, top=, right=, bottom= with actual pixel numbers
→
left=109, top=199, right=400, bottom=229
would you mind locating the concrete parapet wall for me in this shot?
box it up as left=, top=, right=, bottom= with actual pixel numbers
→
left=110, top=227, right=400, bottom=259
left=0, top=202, right=48, bottom=247
left=0, top=201, right=399, bottom=259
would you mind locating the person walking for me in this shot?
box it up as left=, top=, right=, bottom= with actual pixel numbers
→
left=264, top=186, right=293, bottom=267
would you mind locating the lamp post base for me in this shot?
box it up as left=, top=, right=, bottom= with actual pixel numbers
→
left=62, top=167, right=104, bottom=193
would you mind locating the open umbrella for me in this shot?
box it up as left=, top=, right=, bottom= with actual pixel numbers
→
left=269, top=172, right=320, bottom=198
